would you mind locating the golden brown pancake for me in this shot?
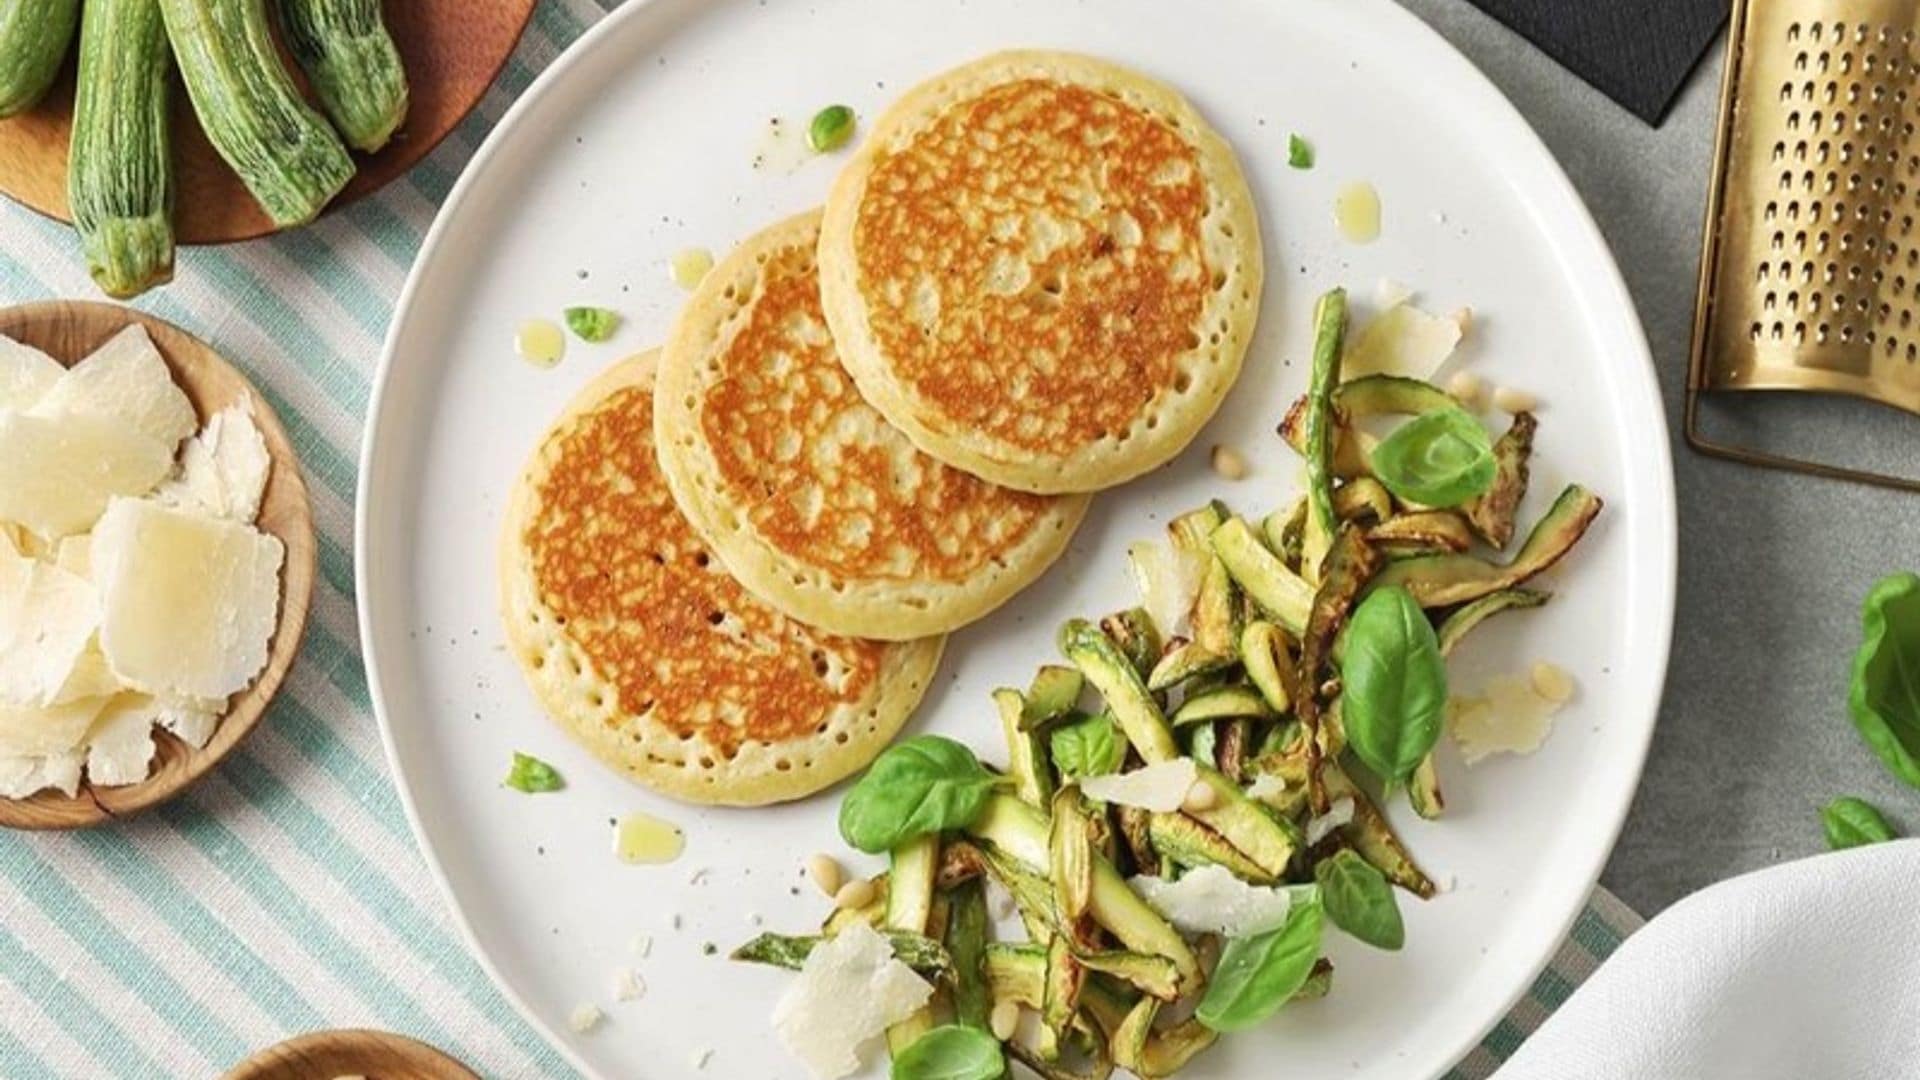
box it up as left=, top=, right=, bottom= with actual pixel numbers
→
left=818, top=50, right=1263, bottom=494
left=499, top=352, right=943, bottom=806
left=655, top=211, right=1089, bottom=640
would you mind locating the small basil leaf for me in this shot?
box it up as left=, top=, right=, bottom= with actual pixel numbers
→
left=1849, top=572, right=1920, bottom=790
left=563, top=306, right=620, bottom=343
left=503, top=752, right=564, bottom=793
left=1369, top=405, right=1497, bottom=508
left=1314, top=849, right=1404, bottom=950
left=1340, top=586, right=1448, bottom=784
left=838, top=736, right=998, bottom=853
left=890, top=1024, right=1004, bottom=1080
left=1050, top=713, right=1126, bottom=779
left=1196, top=892, right=1324, bottom=1033
left=1287, top=134, right=1314, bottom=169
left=1821, top=796, right=1898, bottom=850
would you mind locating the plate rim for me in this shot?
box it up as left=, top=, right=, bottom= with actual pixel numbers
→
left=355, top=1, right=1678, bottom=1075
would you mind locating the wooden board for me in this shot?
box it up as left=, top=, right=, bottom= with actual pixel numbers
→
left=0, top=301, right=315, bottom=830
left=223, top=1029, right=481, bottom=1080
left=0, top=2, right=538, bottom=245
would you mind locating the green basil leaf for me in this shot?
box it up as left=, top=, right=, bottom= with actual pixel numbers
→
left=1287, top=134, right=1314, bottom=169
left=839, top=736, right=998, bottom=853
left=563, top=306, right=620, bottom=343
left=1849, top=572, right=1920, bottom=790
left=1821, top=796, right=1898, bottom=849
left=890, top=1024, right=1004, bottom=1080
left=503, top=752, right=564, bottom=793
left=1196, top=892, right=1324, bottom=1032
left=1369, top=405, right=1497, bottom=508
left=1314, top=849, right=1404, bottom=950
left=1341, top=586, right=1448, bottom=783
left=1049, top=712, right=1126, bottom=779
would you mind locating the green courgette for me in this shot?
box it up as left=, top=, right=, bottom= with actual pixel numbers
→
left=1060, top=618, right=1179, bottom=764
left=1209, top=517, right=1314, bottom=635
left=160, top=0, right=355, bottom=226
left=1465, top=411, right=1537, bottom=549
left=68, top=0, right=173, bottom=298
left=274, top=0, right=408, bottom=152
left=997, top=687, right=1057, bottom=809
left=1370, top=484, right=1603, bottom=608
left=0, top=0, right=80, bottom=117
left=884, top=834, right=940, bottom=1054
left=1300, top=288, right=1348, bottom=578
left=730, top=930, right=952, bottom=976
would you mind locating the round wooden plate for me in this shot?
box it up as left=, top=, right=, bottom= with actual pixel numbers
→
left=223, top=1030, right=480, bottom=1080
left=0, top=3, right=538, bottom=244
left=0, top=301, right=315, bottom=830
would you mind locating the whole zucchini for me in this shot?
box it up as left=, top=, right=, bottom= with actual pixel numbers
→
left=274, top=0, right=408, bottom=153
left=68, top=0, right=173, bottom=298
left=159, top=0, right=354, bottom=226
left=0, top=0, right=81, bottom=117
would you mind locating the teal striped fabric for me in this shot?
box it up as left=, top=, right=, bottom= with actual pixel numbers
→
left=0, top=2, right=1640, bottom=1075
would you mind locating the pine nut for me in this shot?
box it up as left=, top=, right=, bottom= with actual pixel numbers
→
left=1182, top=779, right=1219, bottom=813
left=807, top=854, right=844, bottom=899
left=1492, top=385, right=1538, bottom=414
left=1447, top=371, right=1485, bottom=409
left=1211, top=444, right=1250, bottom=481
left=833, top=878, right=877, bottom=911
left=990, top=998, right=1021, bottom=1041
left=1530, top=661, right=1575, bottom=704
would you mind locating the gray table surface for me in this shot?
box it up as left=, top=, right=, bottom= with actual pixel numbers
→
left=1399, top=1, right=1920, bottom=916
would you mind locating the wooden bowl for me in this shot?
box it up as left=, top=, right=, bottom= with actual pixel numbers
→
left=0, top=2, right=539, bottom=244
left=223, top=1030, right=480, bottom=1080
left=0, top=301, right=314, bottom=830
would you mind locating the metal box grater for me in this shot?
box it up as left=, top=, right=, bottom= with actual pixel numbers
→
left=1689, top=0, right=1920, bottom=489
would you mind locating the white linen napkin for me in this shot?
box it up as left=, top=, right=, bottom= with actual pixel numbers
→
left=1499, top=839, right=1920, bottom=1079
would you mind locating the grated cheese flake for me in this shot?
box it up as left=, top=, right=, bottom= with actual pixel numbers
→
left=772, top=921, right=933, bottom=1079
left=1304, top=797, right=1356, bottom=847
left=1081, top=759, right=1198, bottom=812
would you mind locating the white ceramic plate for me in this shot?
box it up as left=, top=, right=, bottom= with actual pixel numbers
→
left=358, top=1, right=1677, bottom=1076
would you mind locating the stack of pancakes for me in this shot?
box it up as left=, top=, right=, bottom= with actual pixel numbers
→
left=501, top=51, right=1263, bottom=805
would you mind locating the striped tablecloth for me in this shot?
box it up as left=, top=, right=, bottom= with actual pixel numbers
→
left=0, top=2, right=1641, bottom=1076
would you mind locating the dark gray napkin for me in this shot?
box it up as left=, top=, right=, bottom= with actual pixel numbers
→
left=1466, top=0, right=1729, bottom=124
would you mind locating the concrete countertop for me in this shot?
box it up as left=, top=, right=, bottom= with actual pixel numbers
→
left=1403, top=0, right=1920, bottom=916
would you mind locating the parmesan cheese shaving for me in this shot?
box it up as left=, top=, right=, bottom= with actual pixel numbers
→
left=153, top=406, right=271, bottom=523
left=1449, top=675, right=1561, bottom=764
left=30, top=325, right=195, bottom=452
left=1127, top=539, right=1205, bottom=640
left=0, top=337, right=62, bottom=412
left=772, top=921, right=933, bottom=1079
left=1304, top=796, right=1356, bottom=847
left=0, top=749, right=84, bottom=798
left=85, top=697, right=158, bottom=787
left=1342, top=301, right=1463, bottom=382
left=0, top=555, right=99, bottom=706
left=1127, top=865, right=1302, bottom=937
left=1080, top=759, right=1198, bottom=812
left=93, top=498, right=283, bottom=701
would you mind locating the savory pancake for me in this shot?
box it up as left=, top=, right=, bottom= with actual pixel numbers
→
left=499, top=352, right=943, bottom=806
left=656, top=211, right=1089, bottom=640
left=818, top=50, right=1263, bottom=494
